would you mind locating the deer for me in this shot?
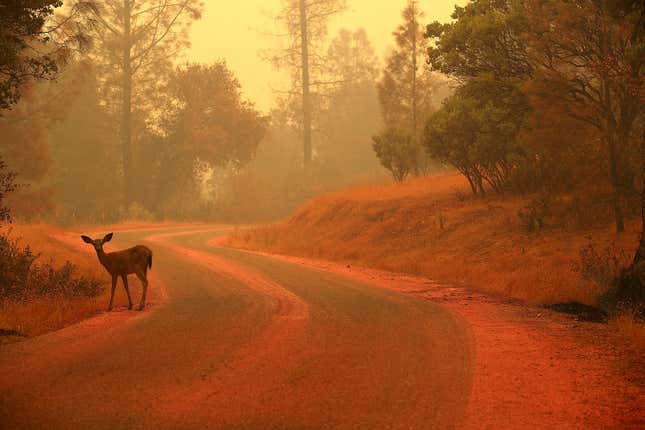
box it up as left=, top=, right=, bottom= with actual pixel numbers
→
left=81, top=233, right=153, bottom=312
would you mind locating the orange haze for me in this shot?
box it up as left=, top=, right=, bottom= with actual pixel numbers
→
left=188, top=0, right=467, bottom=112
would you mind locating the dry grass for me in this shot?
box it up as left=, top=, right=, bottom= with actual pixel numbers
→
left=611, top=312, right=645, bottom=352
left=226, top=172, right=640, bottom=306
left=0, top=224, right=125, bottom=337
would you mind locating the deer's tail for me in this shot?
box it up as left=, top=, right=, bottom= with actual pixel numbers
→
left=148, top=252, right=153, bottom=270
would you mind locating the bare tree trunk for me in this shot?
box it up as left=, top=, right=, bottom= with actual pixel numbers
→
left=299, top=0, right=312, bottom=165
left=464, top=169, right=478, bottom=195
left=121, top=0, right=133, bottom=205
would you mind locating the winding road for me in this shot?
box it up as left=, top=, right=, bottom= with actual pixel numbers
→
left=0, top=226, right=473, bottom=429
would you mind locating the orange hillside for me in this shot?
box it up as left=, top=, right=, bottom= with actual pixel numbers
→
left=227, top=172, right=640, bottom=305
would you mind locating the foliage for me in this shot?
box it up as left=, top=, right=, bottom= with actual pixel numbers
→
left=574, top=243, right=630, bottom=290
left=0, top=0, right=93, bottom=110
left=150, top=61, right=266, bottom=218
left=376, top=1, right=442, bottom=176
left=77, top=0, right=203, bottom=204
left=0, top=0, right=61, bottom=110
left=424, top=0, right=644, bottom=230
left=425, top=77, right=529, bottom=194
left=0, top=158, right=17, bottom=223
left=164, top=62, right=266, bottom=169
left=372, top=131, right=417, bottom=182
left=426, top=0, right=531, bottom=80
left=0, top=234, right=102, bottom=301
left=518, top=196, right=550, bottom=232
left=522, top=0, right=644, bottom=233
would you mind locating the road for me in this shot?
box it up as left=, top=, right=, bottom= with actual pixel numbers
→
left=0, top=226, right=473, bottom=429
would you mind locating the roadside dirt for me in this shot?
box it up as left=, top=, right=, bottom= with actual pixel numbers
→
left=212, top=239, right=645, bottom=429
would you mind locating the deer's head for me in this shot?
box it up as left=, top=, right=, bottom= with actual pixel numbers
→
left=81, top=233, right=114, bottom=252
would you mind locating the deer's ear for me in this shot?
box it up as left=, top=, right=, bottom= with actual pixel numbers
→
left=81, top=235, right=93, bottom=244
left=103, top=233, right=114, bottom=243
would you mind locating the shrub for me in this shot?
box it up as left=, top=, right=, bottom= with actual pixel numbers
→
left=0, top=234, right=37, bottom=298
left=0, top=233, right=103, bottom=301
left=372, top=130, right=418, bottom=182
left=518, top=196, right=551, bottom=232
left=574, top=243, right=630, bottom=290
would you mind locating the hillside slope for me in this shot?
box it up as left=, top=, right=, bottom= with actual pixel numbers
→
left=227, top=172, right=640, bottom=306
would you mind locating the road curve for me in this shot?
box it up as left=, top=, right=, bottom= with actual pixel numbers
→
left=0, top=226, right=472, bottom=429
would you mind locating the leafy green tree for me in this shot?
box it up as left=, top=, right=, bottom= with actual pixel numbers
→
left=425, top=77, right=528, bottom=194
left=426, top=0, right=531, bottom=81
left=425, top=1, right=532, bottom=194
left=372, top=130, right=417, bottom=182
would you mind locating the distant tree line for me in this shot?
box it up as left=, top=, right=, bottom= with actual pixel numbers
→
left=0, top=0, right=390, bottom=224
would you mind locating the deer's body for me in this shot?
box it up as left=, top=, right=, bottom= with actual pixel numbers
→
left=82, top=233, right=152, bottom=311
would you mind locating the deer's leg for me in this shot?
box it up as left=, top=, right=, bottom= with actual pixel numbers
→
left=122, top=275, right=133, bottom=310
left=108, top=274, right=117, bottom=311
left=136, top=270, right=148, bottom=311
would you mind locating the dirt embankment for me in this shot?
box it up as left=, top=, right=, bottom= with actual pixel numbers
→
left=226, top=172, right=641, bottom=306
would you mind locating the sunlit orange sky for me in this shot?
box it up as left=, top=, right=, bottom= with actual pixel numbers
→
left=188, top=0, right=466, bottom=112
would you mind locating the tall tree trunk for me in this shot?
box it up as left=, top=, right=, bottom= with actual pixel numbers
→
left=121, top=0, right=133, bottom=205
left=299, top=0, right=312, bottom=165
left=608, top=129, right=626, bottom=233
left=633, top=128, right=645, bottom=265
left=599, top=7, right=625, bottom=233
left=410, top=0, right=419, bottom=175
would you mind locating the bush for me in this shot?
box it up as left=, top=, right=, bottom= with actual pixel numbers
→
left=571, top=243, right=642, bottom=315
left=372, top=130, right=418, bottom=182
left=574, top=243, right=630, bottom=290
left=518, top=196, right=551, bottom=232
left=0, top=233, right=103, bottom=301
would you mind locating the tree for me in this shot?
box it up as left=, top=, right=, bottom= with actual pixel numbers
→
left=377, top=0, right=439, bottom=176
left=424, top=0, right=534, bottom=194
left=0, top=158, right=17, bottom=223
left=372, top=130, right=417, bottom=182
left=318, top=29, right=384, bottom=180
left=153, top=62, right=267, bottom=217
left=425, top=77, right=529, bottom=194
left=602, top=0, right=645, bottom=268
left=0, top=0, right=91, bottom=111
left=426, top=0, right=532, bottom=81
left=82, top=0, right=202, bottom=205
left=46, top=60, right=122, bottom=224
left=267, top=0, right=346, bottom=165
left=522, top=0, right=644, bottom=233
